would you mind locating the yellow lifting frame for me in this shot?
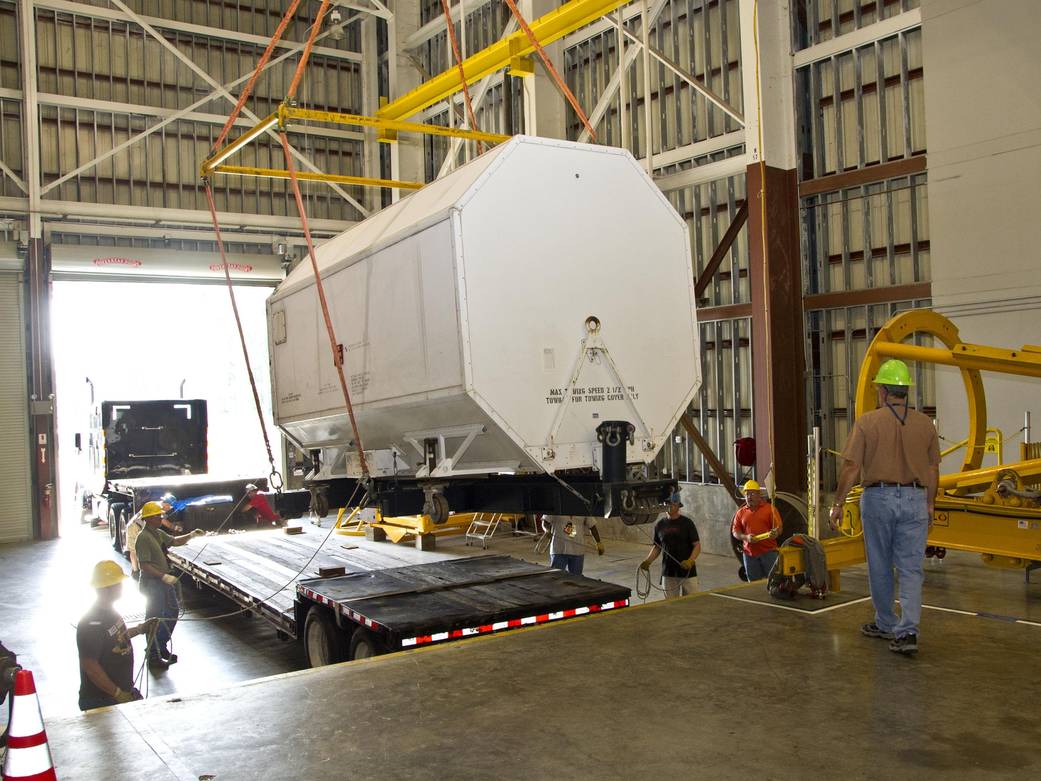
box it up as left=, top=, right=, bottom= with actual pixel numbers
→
left=782, top=310, right=1041, bottom=585
left=199, top=105, right=510, bottom=187
left=376, top=0, right=629, bottom=122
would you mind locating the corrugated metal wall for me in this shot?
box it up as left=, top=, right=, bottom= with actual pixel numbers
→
left=0, top=272, right=31, bottom=543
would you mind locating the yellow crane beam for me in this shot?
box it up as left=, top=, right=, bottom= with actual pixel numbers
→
left=212, top=165, right=424, bottom=191
left=376, top=0, right=628, bottom=122
left=283, top=107, right=510, bottom=145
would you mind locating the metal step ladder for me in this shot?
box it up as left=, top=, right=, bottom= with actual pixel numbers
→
left=465, top=513, right=505, bottom=549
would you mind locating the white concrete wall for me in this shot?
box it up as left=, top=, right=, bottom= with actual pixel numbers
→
left=922, top=0, right=1041, bottom=469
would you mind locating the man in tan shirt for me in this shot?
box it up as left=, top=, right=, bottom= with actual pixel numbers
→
left=830, top=359, right=940, bottom=656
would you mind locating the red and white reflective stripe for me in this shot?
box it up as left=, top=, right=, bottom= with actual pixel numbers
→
left=2, top=742, right=57, bottom=780
left=340, top=605, right=382, bottom=631
left=400, top=598, right=629, bottom=648
left=299, top=586, right=384, bottom=631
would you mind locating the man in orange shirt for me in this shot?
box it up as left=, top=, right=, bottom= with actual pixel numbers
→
left=731, top=480, right=782, bottom=581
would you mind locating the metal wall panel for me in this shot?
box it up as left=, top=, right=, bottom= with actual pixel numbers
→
left=0, top=272, right=32, bottom=543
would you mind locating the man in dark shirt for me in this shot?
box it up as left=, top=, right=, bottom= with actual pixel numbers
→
left=640, top=492, right=701, bottom=597
left=77, top=560, right=156, bottom=710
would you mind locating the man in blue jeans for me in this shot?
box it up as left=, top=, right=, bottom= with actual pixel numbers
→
left=830, top=359, right=940, bottom=656
left=135, top=501, right=205, bottom=668
left=541, top=515, right=604, bottom=575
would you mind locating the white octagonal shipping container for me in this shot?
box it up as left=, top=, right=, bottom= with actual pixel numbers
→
left=269, top=136, right=700, bottom=480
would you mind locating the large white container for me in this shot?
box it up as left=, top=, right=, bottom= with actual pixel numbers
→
left=268, top=136, right=699, bottom=480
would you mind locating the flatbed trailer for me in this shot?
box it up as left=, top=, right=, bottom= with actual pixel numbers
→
left=168, top=525, right=630, bottom=665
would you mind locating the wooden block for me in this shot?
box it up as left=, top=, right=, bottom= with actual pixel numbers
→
left=284, top=526, right=304, bottom=535
left=318, top=566, right=346, bottom=578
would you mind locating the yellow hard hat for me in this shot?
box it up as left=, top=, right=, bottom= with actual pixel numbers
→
left=742, top=479, right=761, bottom=493
left=90, top=560, right=127, bottom=589
left=140, top=501, right=164, bottom=519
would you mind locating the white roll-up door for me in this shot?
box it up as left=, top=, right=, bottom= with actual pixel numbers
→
left=0, top=272, right=32, bottom=543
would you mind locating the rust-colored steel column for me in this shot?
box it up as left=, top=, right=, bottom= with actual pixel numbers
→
left=25, top=238, right=58, bottom=539
left=747, top=162, right=805, bottom=494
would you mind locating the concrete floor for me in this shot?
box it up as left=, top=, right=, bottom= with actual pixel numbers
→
left=0, top=517, right=742, bottom=722
left=5, top=522, right=1041, bottom=779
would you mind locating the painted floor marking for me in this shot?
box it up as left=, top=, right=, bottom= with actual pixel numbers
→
left=711, top=592, right=871, bottom=615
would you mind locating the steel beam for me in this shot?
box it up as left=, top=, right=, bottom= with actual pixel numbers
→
left=17, top=0, right=41, bottom=237
left=614, top=20, right=744, bottom=126
left=213, top=165, right=424, bottom=191
left=286, top=107, right=510, bottom=145
left=35, top=0, right=363, bottom=63
left=103, top=0, right=368, bottom=215
left=695, top=200, right=748, bottom=299
left=404, top=0, right=500, bottom=50
left=576, top=0, right=668, bottom=144
left=37, top=10, right=367, bottom=206
left=0, top=196, right=352, bottom=235
left=377, top=0, right=629, bottom=121
left=35, top=93, right=364, bottom=142
left=792, top=7, right=922, bottom=68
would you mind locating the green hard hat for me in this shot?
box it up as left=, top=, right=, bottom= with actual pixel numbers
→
left=872, top=358, right=913, bottom=387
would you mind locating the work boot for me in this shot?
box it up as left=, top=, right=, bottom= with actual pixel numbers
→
left=889, top=634, right=918, bottom=655
left=161, top=651, right=178, bottom=665
left=860, top=622, right=894, bottom=640
left=148, top=655, right=170, bottom=670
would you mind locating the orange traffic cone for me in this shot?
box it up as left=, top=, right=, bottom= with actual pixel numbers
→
left=2, top=670, right=57, bottom=781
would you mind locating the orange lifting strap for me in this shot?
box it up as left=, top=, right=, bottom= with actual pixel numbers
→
left=205, top=0, right=370, bottom=483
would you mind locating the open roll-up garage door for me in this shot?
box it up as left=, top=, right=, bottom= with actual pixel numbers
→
left=0, top=243, right=32, bottom=543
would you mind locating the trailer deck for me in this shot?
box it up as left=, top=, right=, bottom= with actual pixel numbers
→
left=168, top=524, right=423, bottom=636
left=169, top=525, right=628, bottom=646
left=299, top=555, right=630, bottom=649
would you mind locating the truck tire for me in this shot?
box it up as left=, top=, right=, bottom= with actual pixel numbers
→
left=115, top=508, right=129, bottom=557
left=108, top=506, right=118, bottom=543
left=303, top=607, right=347, bottom=667
left=348, top=627, right=385, bottom=661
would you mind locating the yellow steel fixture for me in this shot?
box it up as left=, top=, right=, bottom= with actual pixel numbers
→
left=282, top=106, right=510, bottom=146
left=199, top=105, right=510, bottom=187
left=212, top=165, right=424, bottom=191
left=376, top=0, right=629, bottom=122
left=788, top=309, right=1041, bottom=584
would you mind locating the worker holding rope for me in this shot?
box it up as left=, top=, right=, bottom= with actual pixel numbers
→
left=135, top=502, right=205, bottom=669
left=76, top=561, right=157, bottom=710
left=639, top=492, right=701, bottom=598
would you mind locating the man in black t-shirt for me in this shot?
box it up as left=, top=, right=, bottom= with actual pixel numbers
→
left=77, top=561, right=156, bottom=711
left=640, top=492, right=701, bottom=598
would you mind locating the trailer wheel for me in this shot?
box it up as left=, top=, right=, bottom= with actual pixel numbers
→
left=348, top=627, right=385, bottom=661
left=108, top=506, right=118, bottom=543
left=115, top=508, right=129, bottom=557
left=304, top=607, right=347, bottom=667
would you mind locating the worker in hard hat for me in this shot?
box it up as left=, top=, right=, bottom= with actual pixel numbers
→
left=639, top=492, right=700, bottom=597
left=126, top=493, right=183, bottom=580
left=244, top=483, right=281, bottom=526
left=135, top=501, right=205, bottom=668
left=540, top=515, right=605, bottom=575
left=830, top=359, right=939, bottom=656
left=77, top=561, right=158, bottom=710
left=730, top=480, right=783, bottom=581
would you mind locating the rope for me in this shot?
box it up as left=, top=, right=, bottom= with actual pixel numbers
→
left=179, top=485, right=368, bottom=623
left=277, top=130, right=371, bottom=479
left=500, top=0, right=597, bottom=142
left=211, top=0, right=304, bottom=152
left=439, top=0, right=484, bottom=155
left=203, top=184, right=284, bottom=491
left=286, top=0, right=332, bottom=101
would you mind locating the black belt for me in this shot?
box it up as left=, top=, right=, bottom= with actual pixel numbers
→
left=864, top=481, right=922, bottom=488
